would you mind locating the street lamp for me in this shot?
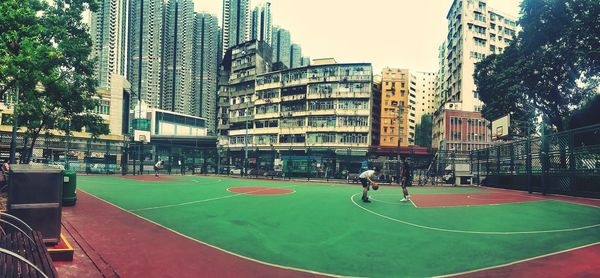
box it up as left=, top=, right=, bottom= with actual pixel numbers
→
left=243, top=119, right=249, bottom=177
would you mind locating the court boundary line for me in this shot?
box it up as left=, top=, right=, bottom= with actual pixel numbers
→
left=130, top=185, right=297, bottom=212
left=79, top=189, right=346, bottom=278
left=226, top=187, right=296, bottom=195
left=351, top=193, right=600, bottom=235
left=435, top=241, right=600, bottom=277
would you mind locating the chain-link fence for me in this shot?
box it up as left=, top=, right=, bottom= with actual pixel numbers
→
left=0, top=132, right=218, bottom=176
left=471, top=124, right=600, bottom=198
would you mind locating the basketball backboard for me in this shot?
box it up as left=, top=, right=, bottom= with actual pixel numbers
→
left=133, top=130, right=151, bottom=143
left=491, top=114, right=510, bottom=140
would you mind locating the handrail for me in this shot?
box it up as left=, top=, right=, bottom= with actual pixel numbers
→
left=0, top=212, right=34, bottom=233
left=0, top=219, right=37, bottom=248
left=0, top=247, right=49, bottom=278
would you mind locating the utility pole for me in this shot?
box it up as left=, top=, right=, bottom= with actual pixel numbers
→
left=244, top=119, right=249, bottom=176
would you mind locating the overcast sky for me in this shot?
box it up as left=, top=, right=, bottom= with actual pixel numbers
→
left=195, top=0, right=522, bottom=73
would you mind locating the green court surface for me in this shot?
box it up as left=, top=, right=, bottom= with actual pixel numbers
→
left=77, top=175, right=600, bottom=277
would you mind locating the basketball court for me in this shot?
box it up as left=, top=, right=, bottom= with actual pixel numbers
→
left=58, top=175, right=600, bottom=277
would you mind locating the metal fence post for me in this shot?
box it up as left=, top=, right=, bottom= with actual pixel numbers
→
left=526, top=123, right=532, bottom=194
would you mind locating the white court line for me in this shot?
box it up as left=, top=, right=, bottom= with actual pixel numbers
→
left=226, top=187, right=296, bottom=195
left=435, top=241, right=600, bottom=277
left=79, top=190, right=345, bottom=278
left=350, top=193, right=600, bottom=235
left=130, top=185, right=297, bottom=212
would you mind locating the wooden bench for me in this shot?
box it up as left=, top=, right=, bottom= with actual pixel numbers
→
left=0, top=213, right=58, bottom=278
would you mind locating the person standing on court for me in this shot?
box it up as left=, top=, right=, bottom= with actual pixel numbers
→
left=400, top=157, right=412, bottom=202
left=154, top=160, right=164, bottom=177
left=359, top=167, right=380, bottom=203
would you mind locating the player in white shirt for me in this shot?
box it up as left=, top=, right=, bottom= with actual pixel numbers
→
left=359, top=167, right=380, bottom=203
left=154, top=160, right=164, bottom=177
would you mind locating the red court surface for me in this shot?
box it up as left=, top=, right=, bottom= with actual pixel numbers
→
left=410, top=192, right=540, bottom=207
left=227, top=186, right=295, bottom=195
left=57, top=190, right=326, bottom=278
left=483, top=187, right=600, bottom=208
left=119, top=175, right=179, bottom=182
left=457, top=242, right=600, bottom=278
left=410, top=187, right=600, bottom=208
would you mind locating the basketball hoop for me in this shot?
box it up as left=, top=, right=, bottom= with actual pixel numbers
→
left=139, top=134, right=146, bottom=143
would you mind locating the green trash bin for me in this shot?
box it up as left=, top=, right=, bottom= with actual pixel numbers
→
left=63, top=170, right=77, bottom=206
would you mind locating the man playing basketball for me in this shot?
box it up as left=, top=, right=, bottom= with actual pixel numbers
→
left=400, top=157, right=412, bottom=202
left=359, top=167, right=380, bottom=203
left=154, top=160, right=164, bottom=177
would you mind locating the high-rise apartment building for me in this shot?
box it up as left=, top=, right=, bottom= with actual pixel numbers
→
left=217, top=40, right=273, bottom=146
left=301, top=57, right=311, bottom=67
left=410, top=72, right=437, bottom=147
left=433, top=0, right=517, bottom=151
left=379, top=68, right=410, bottom=147
left=192, top=13, right=220, bottom=134
left=127, top=0, right=164, bottom=110
left=272, top=26, right=291, bottom=68
left=162, top=0, right=195, bottom=115
left=222, top=0, right=251, bottom=56
left=407, top=72, right=437, bottom=146
left=90, top=0, right=127, bottom=90
left=251, top=2, right=272, bottom=45
left=290, top=43, right=303, bottom=69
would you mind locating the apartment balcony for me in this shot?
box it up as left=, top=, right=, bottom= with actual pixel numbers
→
left=228, top=127, right=278, bottom=136
left=281, top=78, right=311, bottom=88
left=306, top=91, right=371, bottom=100
left=229, top=115, right=254, bottom=123
left=230, top=102, right=253, bottom=111
left=217, top=123, right=230, bottom=130
left=254, top=97, right=281, bottom=105
left=254, top=112, right=280, bottom=120
left=306, top=126, right=370, bottom=133
left=281, top=94, right=306, bottom=102
left=255, top=82, right=281, bottom=91
left=279, top=127, right=307, bottom=134
left=218, top=99, right=230, bottom=107
left=230, top=87, right=255, bottom=97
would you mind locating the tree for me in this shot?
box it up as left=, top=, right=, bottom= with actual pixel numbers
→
left=474, top=0, right=600, bottom=131
left=1, top=0, right=107, bottom=163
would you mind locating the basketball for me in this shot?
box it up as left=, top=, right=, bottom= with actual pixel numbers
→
left=372, top=184, right=379, bottom=190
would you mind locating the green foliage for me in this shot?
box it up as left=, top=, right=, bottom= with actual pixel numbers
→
left=569, top=95, right=600, bottom=128
left=474, top=0, right=600, bottom=131
left=1, top=0, right=106, bottom=163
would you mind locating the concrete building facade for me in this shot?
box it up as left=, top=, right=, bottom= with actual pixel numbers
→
left=379, top=68, right=410, bottom=147
left=433, top=0, right=517, bottom=151
left=193, top=13, right=220, bottom=134
left=162, top=0, right=195, bottom=115
left=272, top=26, right=291, bottom=69
left=217, top=40, right=273, bottom=146
left=221, top=0, right=251, bottom=56
left=90, top=0, right=127, bottom=90
left=248, top=62, right=373, bottom=153
left=250, top=2, right=272, bottom=45
left=127, top=0, right=164, bottom=110
left=290, top=43, right=303, bottom=69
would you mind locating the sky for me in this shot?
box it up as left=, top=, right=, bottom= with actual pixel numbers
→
left=195, top=0, right=522, bottom=74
